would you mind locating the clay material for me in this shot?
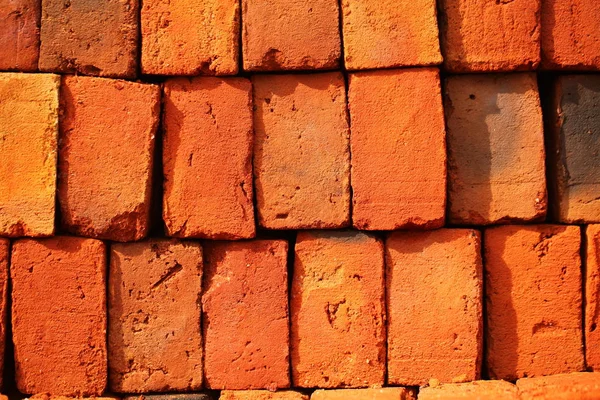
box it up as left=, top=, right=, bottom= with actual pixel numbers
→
left=123, top=395, right=211, bottom=400
left=517, top=372, right=600, bottom=399
left=0, top=240, right=8, bottom=387
left=312, top=388, right=416, bottom=400
left=221, top=392, right=307, bottom=400
left=586, top=225, right=600, bottom=370
left=418, top=381, right=518, bottom=400
left=0, top=0, right=40, bottom=71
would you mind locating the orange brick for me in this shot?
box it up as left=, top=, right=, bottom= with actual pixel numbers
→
left=291, top=231, right=385, bottom=388
left=39, top=0, right=138, bottom=78
left=541, top=1, right=600, bottom=70
left=0, top=0, right=39, bottom=71
left=253, top=73, right=350, bottom=229
left=438, top=0, right=540, bottom=72
left=242, top=0, right=340, bottom=71
left=108, top=240, right=203, bottom=392
left=59, top=76, right=160, bottom=242
left=163, top=77, right=255, bottom=239
left=349, top=68, right=445, bottom=230
left=141, top=0, right=239, bottom=75
left=340, top=0, right=441, bottom=70
left=445, top=74, right=546, bottom=225
left=0, top=73, right=59, bottom=237
left=221, top=391, right=308, bottom=400
left=11, top=237, right=107, bottom=396
left=0, top=240, right=7, bottom=386
left=386, top=229, right=482, bottom=386
left=517, top=372, right=600, bottom=399
left=485, top=225, right=584, bottom=380
left=312, top=388, right=416, bottom=400
left=586, top=225, right=600, bottom=370
left=203, top=240, right=290, bottom=389
left=418, top=381, right=518, bottom=400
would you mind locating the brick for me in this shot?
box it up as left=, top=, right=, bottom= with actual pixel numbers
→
left=108, top=240, right=203, bottom=392
left=242, top=0, right=340, bottom=71
left=349, top=68, right=445, bottom=230
left=0, top=240, right=7, bottom=385
left=586, top=225, right=600, bottom=370
left=0, top=0, right=40, bottom=71
left=141, top=0, right=238, bottom=75
left=11, top=236, right=107, bottom=396
left=517, top=372, right=600, bottom=400
left=541, top=1, right=600, bottom=70
left=312, top=388, right=416, bottom=400
left=548, top=75, right=600, bottom=223
left=203, top=240, right=289, bottom=389
left=163, top=77, right=255, bottom=239
left=418, top=381, right=518, bottom=400
left=485, top=225, right=584, bottom=380
left=340, top=0, right=441, bottom=70
left=253, top=73, right=350, bottom=229
left=31, top=396, right=119, bottom=400
left=221, top=392, right=307, bottom=400
left=0, top=73, right=59, bottom=236
left=386, top=229, right=482, bottom=386
left=39, top=0, right=137, bottom=78
left=123, top=396, right=210, bottom=400
left=58, top=76, right=160, bottom=242
left=291, top=231, right=385, bottom=388
left=438, top=0, right=540, bottom=72
left=445, top=74, right=546, bottom=225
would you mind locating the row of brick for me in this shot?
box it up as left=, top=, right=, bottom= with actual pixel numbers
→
left=2, top=72, right=600, bottom=241
left=0, top=225, right=598, bottom=395
left=1, top=0, right=600, bottom=76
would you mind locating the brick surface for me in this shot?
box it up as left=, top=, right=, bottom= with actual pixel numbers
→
left=438, top=0, right=540, bottom=72
left=541, top=1, right=600, bottom=70
left=445, top=74, right=546, bottom=225
left=0, top=240, right=8, bottom=386
left=291, top=231, right=385, bottom=388
left=0, top=0, right=40, bottom=71
left=548, top=75, right=600, bottom=223
left=242, top=0, right=340, bottom=71
left=253, top=73, right=350, bottom=229
left=39, top=0, right=137, bottom=78
left=349, top=68, right=445, bottom=230
left=59, top=76, right=160, bottom=242
left=418, top=381, right=518, bottom=400
left=386, top=229, right=482, bottom=386
left=123, top=396, right=210, bottom=400
left=485, top=225, right=584, bottom=380
left=108, top=240, right=203, bottom=392
left=141, top=0, right=239, bottom=75
left=163, top=77, right=255, bottom=239
left=586, top=225, right=600, bottom=370
left=203, top=240, right=290, bottom=389
left=11, top=237, right=107, bottom=396
left=340, top=0, right=441, bottom=70
left=312, top=388, right=416, bottom=400
left=0, top=73, right=59, bottom=237
left=517, top=372, right=600, bottom=400
left=221, top=392, right=307, bottom=400
left=32, top=396, right=119, bottom=400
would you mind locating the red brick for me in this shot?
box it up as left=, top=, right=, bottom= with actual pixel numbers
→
left=141, top=0, right=239, bottom=75
left=11, top=236, right=107, bottom=396
left=291, top=231, right=385, bottom=388
left=445, top=74, right=546, bottom=225
left=541, top=1, right=600, bottom=70
left=349, top=68, right=446, bottom=230
left=39, top=0, right=137, bottom=78
left=253, top=73, right=350, bottom=229
left=59, top=76, right=160, bottom=242
left=242, top=0, right=340, bottom=71
left=386, top=229, right=482, bottom=386
left=203, top=240, right=289, bottom=389
left=340, top=0, right=441, bottom=70
left=0, top=73, right=59, bottom=237
left=221, top=391, right=307, bottom=400
left=31, top=396, right=119, bottom=400
left=163, top=77, right=255, bottom=239
left=418, top=381, right=518, bottom=400
left=485, top=225, right=584, bottom=380
left=517, top=372, right=600, bottom=399
left=0, top=0, right=39, bottom=71
left=123, top=396, right=209, bottom=400
left=438, top=0, right=540, bottom=72
left=312, top=388, right=416, bottom=400
left=586, top=225, right=600, bottom=370
left=108, top=239, right=203, bottom=392
left=0, top=240, right=8, bottom=386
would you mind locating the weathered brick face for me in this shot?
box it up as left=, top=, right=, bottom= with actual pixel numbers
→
left=0, top=0, right=40, bottom=71
left=586, top=225, right=600, bottom=370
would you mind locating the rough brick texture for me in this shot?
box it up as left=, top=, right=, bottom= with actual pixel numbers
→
left=312, top=388, right=416, bottom=400
left=141, top=0, right=239, bottom=75
left=445, top=73, right=546, bottom=225
left=341, top=0, right=441, bottom=70
left=39, top=0, right=138, bottom=78
left=123, top=395, right=211, bottom=400
left=32, top=396, right=119, bottom=400
left=221, top=391, right=307, bottom=400
left=586, top=225, right=600, bottom=370
left=203, top=240, right=290, bottom=389
left=0, top=73, right=59, bottom=237
left=485, top=225, right=584, bottom=380
left=438, top=0, right=540, bottom=72
left=59, top=76, right=160, bottom=242
left=242, top=0, right=340, bottom=71
left=253, top=73, right=350, bottom=229
left=0, top=0, right=40, bottom=71
left=108, top=240, right=203, bottom=392
left=0, top=240, right=8, bottom=386
left=163, top=77, right=255, bottom=239
left=517, top=372, right=600, bottom=400
left=418, top=381, right=518, bottom=400
left=349, top=68, right=446, bottom=230
left=548, top=75, right=600, bottom=223
left=291, top=231, right=385, bottom=388
left=11, top=237, right=107, bottom=396
left=386, top=229, right=482, bottom=386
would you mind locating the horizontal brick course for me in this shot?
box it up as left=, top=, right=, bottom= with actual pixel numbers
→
left=517, top=372, right=600, bottom=399
left=221, top=392, right=308, bottom=400
left=418, top=381, right=518, bottom=400
left=312, top=388, right=416, bottom=400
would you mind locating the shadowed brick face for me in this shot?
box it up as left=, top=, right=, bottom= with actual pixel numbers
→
left=0, top=0, right=40, bottom=71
